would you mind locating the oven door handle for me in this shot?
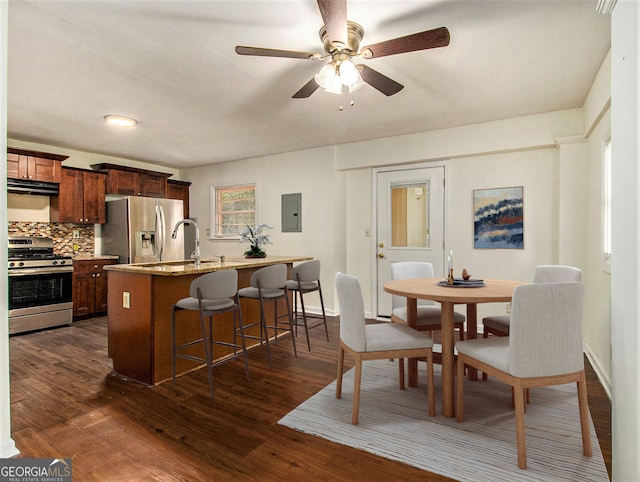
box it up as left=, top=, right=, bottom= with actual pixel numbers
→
left=8, top=267, right=74, bottom=276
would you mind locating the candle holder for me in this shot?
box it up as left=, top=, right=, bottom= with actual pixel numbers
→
left=447, top=268, right=455, bottom=285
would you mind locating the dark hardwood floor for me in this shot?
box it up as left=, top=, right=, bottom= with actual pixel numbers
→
left=9, top=315, right=611, bottom=481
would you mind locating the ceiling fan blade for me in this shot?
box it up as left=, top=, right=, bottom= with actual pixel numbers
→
left=317, top=0, right=348, bottom=49
left=292, top=77, right=320, bottom=99
left=360, top=26, right=450, bottom=59
left=358, top=65, right=404, bottom=96
left=235, top=46, right=318, bottom=60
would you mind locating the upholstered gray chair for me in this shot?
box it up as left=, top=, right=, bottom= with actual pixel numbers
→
left=238, top=264, right=296, bottom=370
left=483, top=264, right=582, bottom=337
left=335, top=272, right=435, bottom=424
left=390, top=261, right=466, bottom=344
left=284, top=260, right=329, bottom=351
left=171, top=269, right=249, bottom=399
left=455, top=282, right=592, bottom=469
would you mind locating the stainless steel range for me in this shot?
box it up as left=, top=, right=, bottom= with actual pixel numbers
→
left=8, top=237, right=73, bottom=335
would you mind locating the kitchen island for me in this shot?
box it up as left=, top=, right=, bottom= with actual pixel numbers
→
left=105, top=255, right=312, bottom=385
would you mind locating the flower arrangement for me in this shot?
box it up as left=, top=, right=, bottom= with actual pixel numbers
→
left=240, top=224, right=273, bottom=258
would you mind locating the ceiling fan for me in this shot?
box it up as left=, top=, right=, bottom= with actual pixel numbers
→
left=235, top=0, right=450, bottom=99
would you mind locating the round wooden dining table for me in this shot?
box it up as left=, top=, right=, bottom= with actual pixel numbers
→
left=383, top=277, right=525, bottom=418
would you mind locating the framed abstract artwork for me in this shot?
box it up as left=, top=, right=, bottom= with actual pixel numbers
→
left=473, top=186, right=524, bottom=249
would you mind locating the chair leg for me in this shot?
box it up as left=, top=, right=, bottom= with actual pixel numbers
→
left=297, top=290, right=312, bottom=351
left=456, top=355, right=465, bottom=422
left=481, top=327, right=488, bottom=381
left=577, top=370, right=593, bottom=457
left=284, top=291, right=297, bottom=357
left=235, top=302, right=250, bottom=382
left=427, top=349, right=435, bottom=417
left=336, top=346, right=345, bottom=399
left=513, top=381, right=528, bottom=469
left=511, top=387, right=528, bottom=412
left=258, top=297, right=273, bottom=370
left=352, top=356, right=363, bottom=425
left=317, top=283, right=330, bottom=342
left=199, top=311, right=215, bottom=399
left=398, top=358, right=405, bottom=390
left=171, top=305, right=178, bottom=387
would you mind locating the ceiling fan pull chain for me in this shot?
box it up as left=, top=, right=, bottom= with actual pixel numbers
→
left=339, top=91, right=344, bottom=111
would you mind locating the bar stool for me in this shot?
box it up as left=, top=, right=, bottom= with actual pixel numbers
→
left=238, top=264, right=297, bottom=370
left=284, top=260, right=329, bottom=351
left=171, top=269, right=249, bottom=399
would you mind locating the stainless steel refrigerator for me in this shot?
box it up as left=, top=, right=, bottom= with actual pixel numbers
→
left=102, top=196, right=185, bottom=264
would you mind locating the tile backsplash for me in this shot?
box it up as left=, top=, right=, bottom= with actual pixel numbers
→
left=8, top=222, right=94, bottom=255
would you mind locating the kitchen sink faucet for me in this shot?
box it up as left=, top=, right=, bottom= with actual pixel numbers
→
left=172, top=219, right=200, bottom=267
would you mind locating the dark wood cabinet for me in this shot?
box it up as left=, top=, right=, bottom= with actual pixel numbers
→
left=167, top=179, right=191, bottom=218
left=51, top=168, right=106, bottom=224
left=73, top=259, right=117, bottom=319
left=7, top=148, right=66, bottom=182
left=92, top=163, right=171, bottom=198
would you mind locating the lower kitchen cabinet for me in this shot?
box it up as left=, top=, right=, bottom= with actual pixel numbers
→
left=73, top=259, right=117, bottom=319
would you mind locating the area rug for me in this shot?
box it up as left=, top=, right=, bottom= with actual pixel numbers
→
left=278, top=360, right=608, bottom=481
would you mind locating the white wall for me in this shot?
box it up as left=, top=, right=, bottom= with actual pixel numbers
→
left=185, top=146, right=341, bottom=314
left=1, top=0, right=19, bottom=459
left=611, top=1, right=640, bottom=479
left=584, top=109, right=612, bottom=392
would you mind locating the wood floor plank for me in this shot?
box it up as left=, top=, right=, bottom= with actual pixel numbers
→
left=9, top=315, right=610, bottom=480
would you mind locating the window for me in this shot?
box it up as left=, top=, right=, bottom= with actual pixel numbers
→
left=211, top=183, right=256, bottom=237
left=602, top=138, right=611, bottom=272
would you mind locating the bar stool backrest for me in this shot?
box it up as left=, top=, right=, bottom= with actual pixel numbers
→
left=291, top=260, right=320, bottom=282
left=533, top=265, right=582, bottom=284
left=190, top=269, right=238, bottom=299
left=250, top=264, right=287, bottom=289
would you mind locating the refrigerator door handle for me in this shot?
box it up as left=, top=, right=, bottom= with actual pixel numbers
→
left=156, top=204, right=166, bottom=261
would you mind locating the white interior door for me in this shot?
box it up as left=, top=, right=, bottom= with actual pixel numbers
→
left=376, top=166, right=445, bottom=317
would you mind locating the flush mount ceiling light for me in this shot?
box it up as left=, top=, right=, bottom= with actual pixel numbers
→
left=104, top=115, right=138, bottom=127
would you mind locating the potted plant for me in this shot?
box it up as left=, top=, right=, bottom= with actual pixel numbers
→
left=240, top=224, right=272, bottom=258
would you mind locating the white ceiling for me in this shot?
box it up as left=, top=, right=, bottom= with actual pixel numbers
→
left=7, top=1, right=610, bottom=169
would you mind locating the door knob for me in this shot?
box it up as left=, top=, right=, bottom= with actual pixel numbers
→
left=378, top=242, right=384, bottom=248
left=378, top=253, right=384, bottom=259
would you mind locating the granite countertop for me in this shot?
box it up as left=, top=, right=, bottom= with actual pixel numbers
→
left=103, top=255, right=312, bottom=276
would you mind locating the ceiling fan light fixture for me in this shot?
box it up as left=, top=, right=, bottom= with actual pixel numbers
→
left=338, top=59, right=359, bottom=86
left=324, top=76, right=343, bottom=94
left=348, top=73, right=366, bottom=93
left=104, top=114, right=138, bottom=127
left=314, top=63, right=338, bottom=89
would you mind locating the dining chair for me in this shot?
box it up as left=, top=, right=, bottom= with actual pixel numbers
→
left=455, top=282, right=591, bottom=469
left=238, top=264, right=297, bottom=370
left=482, top=265, right=582, bottom=382
left=483, top=265, right=582, bottom=337
left=335, top=272, right=435, bottom=425
left=284, top=260, right=329, bottom=351
left=171, top=269, right=250, bottom=399
left=390, top=262, right=466, bottom=358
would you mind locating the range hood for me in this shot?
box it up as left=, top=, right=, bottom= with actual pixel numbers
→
left=7, top=178, right=59, bottom=196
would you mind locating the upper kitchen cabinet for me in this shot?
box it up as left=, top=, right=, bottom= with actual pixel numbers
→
left=7, top=148, right=66, bottom=183
left=91, top=163, right=170, bottom=198
left=167, top=179, right=191, bottom=219
left=51, top=167, right=106, bottom=224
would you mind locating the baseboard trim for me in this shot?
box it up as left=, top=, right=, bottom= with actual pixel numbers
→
left=0, top=437, right=19, bottom=458
left=584, top=342, right=612, bottom=400
left=292, top=306, right=337, bottom=318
